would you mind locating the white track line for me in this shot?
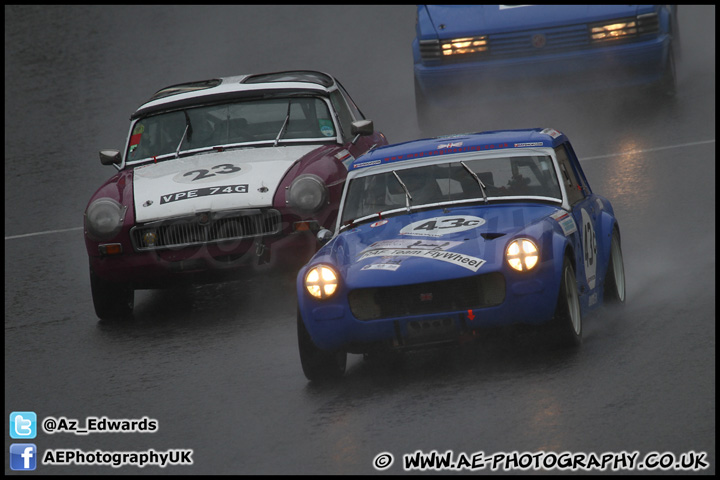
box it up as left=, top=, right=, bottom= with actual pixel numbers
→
left=4, top=139, right=715, bottom=241
left=580, top=139, right=715, bottom=161
left=5, top=226, right=84, bottom=240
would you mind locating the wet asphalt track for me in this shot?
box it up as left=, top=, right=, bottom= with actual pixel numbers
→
left=5, top=5, right=715, bottom=475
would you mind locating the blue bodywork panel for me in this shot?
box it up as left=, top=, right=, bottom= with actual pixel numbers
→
left=413, top=5, right=677, bottom=106
left=297, top=129, right=620, bottom=353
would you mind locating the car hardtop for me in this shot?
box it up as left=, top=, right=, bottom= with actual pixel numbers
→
left=419, top=5, right=660, bottom=39
left=131, top=70, right=339, bottom=120
left=336, top=128, right=580, bottom=233
left=348, top=128, right=568, bottom=173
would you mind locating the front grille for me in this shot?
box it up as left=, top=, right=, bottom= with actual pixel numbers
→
left=489, top=24, right=589, bottom=58
left=131, top=209, right=281, bottom=251
left=348, top=272, right=505, bottom=321
left=637, top=13, right=659, bottom=35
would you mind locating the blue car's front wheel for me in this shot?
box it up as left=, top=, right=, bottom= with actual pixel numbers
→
left=603, top=229, right=626, bottom=304
left=297, top=309, right=347, bottom=382
left=550, top=257, right=582, bottom=347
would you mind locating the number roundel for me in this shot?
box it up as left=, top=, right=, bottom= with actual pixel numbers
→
left=580, top=208, right=597, bottom=289
left=399, top=215, right=485, bottom=237
left=173, top=163, right=246, bottom=184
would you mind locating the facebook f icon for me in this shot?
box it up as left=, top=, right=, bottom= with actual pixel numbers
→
left=10, top=412, right=37, bottom=439
left=10, top=444, right=37, bottom=471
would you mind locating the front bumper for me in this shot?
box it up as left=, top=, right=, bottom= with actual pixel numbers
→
left=299, top=268, right=562, bottom=353
left=88, top=231, right=317, bottom=288
left=414, top=35, right=671, bottom=106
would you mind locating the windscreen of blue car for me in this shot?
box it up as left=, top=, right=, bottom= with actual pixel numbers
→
left=341, top=155, right=562, bottom=225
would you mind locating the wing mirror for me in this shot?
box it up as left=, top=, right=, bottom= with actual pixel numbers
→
left=350, top=119, right=374, bottom=144
left=99, top=149, right=122, bottom=166
left=316, top=228, right=333, bottom=246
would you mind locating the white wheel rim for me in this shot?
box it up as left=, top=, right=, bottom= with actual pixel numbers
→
left=566, top=267, right=581, bottom=335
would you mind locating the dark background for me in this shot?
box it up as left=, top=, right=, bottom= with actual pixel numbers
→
left=5, top=5, right=714, bottom=474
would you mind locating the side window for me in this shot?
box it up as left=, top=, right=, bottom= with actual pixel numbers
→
left=337, top=82, right=366, bottom=120
left=329, top=90, right=354, bottom=142
left=555, top=145, right=585, bottom=205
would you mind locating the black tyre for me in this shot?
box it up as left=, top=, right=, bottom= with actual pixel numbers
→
left=297, top=309, right=346, bottom=382
left=90, top=268, right=134, bottom=320
left=656, top=44, right=677, bottom=97
left=603, top=229, right=626, bottom=304
left=550, top=257, right=582, bottom=347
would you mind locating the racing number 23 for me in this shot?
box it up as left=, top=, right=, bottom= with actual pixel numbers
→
left=184, top=164, right=241, bottom=181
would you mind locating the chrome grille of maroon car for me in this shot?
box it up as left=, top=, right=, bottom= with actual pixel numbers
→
left=348, top=272, right=505, bottom=321
left=130, top=209, right=281, bottom=251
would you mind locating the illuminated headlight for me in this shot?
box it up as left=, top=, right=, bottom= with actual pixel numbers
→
left=287, top=175, right=328, bottom=213
left=441, top=35, right=488, bottom=56
left=589, top=13, right=660, bottom=43
left=590, top=20, right=637, bottom=41
left=305, top=265, right=339, bottom=300
left=506, top=238, right=539, bottom=272
left=85, top=198, right=127, bottom=241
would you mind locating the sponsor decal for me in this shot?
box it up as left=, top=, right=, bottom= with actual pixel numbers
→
left=588, top=292, right=598, bottom=307
left=358, top=248, right=486, bottom=272
left=514, top=142, right=543, bottom=147
left=399, top=215, right=485, bottom=237
left=160, top=184, right=248, bottom=204
left=355, top=143, right=513, bottom=169
left=541, top=128, right=562, bottom=138
left=550, top=209, right=578, bottom=236
left=362, top=263, right=401, bottom=272
left=129, top=124, right=144, bottom=155
left=319, top=119, right=335, bottom=137
left=437, top=141, right=463, bottom=149
left=370, top=219, right=388, bottom=228
left=360, top=239, right=461, bottom=254
left=336, top=149, right=355, bottom=169
left=353, top=159, right=381, bottom=169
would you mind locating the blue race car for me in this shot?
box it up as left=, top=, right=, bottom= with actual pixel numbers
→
left=296, top=128, right=625, bottom=381
left=413, top=5, right=679, bottom=129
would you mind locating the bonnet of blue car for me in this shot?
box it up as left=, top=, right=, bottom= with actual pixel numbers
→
left=316, top=202, right=562, bottom=288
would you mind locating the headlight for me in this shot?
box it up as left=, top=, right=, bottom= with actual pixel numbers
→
left=85, top=198, right=127, bottom=240
left=441, top=35, right=488, bottom=56
left=506, top=238, right=539, bottom=272
left=305, top=265, right=339, bottom=299
left=589, top=13, right=659, bottom=43
left=590, top=19, right=637, bottom=42
left=287, top=174, right=328, bottom=213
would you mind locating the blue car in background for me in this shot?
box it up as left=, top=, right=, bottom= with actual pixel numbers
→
left=413, top=5, right=679, bottom=128
left=296, top=128, right=625, bottom=381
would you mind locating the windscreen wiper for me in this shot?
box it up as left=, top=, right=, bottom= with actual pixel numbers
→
left=392, top=170, right=413, bottom=212
left=274, top=99, right=293, bottom=147
left=175, top=111, right=193, bottom=158
left=460, top=161, right=487, bottom=203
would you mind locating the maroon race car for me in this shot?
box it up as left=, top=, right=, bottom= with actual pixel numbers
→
left=84, top=70, right=387, bottom=319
